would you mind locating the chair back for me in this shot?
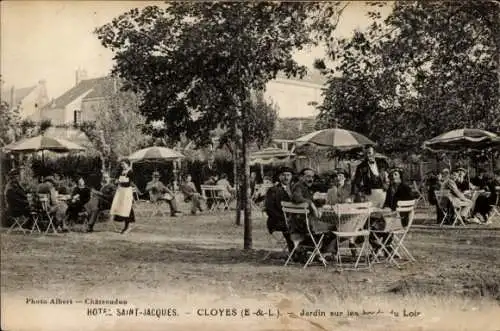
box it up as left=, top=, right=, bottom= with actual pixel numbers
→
left=37, top=193, right=51, bottom=212
left=434, top=190, right=450, bottom=209
left=335, top=202, right=372, bottom=232
left=27, top=193, right=39, bottom=212
left=200, top=185, right=223, bottom=200
left=395, top=199, right=416, bottom=228
left=281, top=201, right=309, bottom=230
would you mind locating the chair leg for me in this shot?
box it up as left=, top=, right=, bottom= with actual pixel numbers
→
left=284, top=244, right=299, bottom=266
left=7, top=217, right=28, bottom=234
left=30, top=217, right=41, bottom=234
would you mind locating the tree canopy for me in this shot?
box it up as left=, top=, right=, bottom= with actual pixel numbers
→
left=316, top=1, right=500, bottom=155
left=95, top=2, right=345, bottom=146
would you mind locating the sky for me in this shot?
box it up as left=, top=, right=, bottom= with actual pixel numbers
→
left=1, top=1, right=392, bottom=99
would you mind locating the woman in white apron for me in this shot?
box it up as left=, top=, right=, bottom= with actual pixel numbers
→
left=110, top=160, right=135, bottom=234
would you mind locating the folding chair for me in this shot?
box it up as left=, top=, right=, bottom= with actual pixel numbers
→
left=487, top=186, right=500, bottom=223
left=27, top=193, right=42, bottom=234
left=6, top=215, right=29, bottom=234
left=252, top=184, right=273, bottom=214
left=448, top=196, right=468, bottom=227
left=413, top=181, right=428, bottom=208
left=201, top=185, right=229, bottom=212
left=148, top=192, right=170, bottom=217
left=435, top=190, right=450, bottom=226
left=331, top=202, right=372, bottom=271
left=371, top=200, right=416, bottom=268
left=38, top=194, right=58, bottom=234
left=281, top=201, right=327, bottom=268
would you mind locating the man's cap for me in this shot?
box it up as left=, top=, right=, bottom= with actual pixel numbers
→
left=388, top=167, right=404, bottom=176
left=456, top=167, right=467, bottom=173
left=43, top=176, right=56, bottom=185
left=334, top=168, right=348, bottom=177
left=278, top=166, right=294, bottom=175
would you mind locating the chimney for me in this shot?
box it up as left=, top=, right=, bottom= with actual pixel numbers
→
left=75, top=68, right=88, bottom=86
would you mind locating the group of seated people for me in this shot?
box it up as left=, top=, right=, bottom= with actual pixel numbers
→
left=264, top=165, right=415, bottom=263
left=432, top=167, right=500, bottom=224
left=4, top=169, right=96, bottom=232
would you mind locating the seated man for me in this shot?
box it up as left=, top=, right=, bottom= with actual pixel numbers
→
left=5, top=169, right=31, bottom=224
left=216, top=173, right=236, bottom=206
left=36, top=176, right=69, bottom=232
left=145, top=171, right=182, bottom=217
left=265, top=167, right=295, bottom=253
left=66, top=177, right=91, bottom=224
left=180, top=174, right=204, bottom=215
left=290, top=168, right=335, bottom=258
left=86, top=172, right=117, bottom=233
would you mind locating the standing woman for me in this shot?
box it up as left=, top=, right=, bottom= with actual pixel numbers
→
left=110, top=159, right=135, bottom=234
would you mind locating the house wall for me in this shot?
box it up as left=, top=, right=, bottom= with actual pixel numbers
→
left=41, top=90, right=94, bottom=125
left=81, top=97, right=105, bottom=122
left=265, top=79, right=324, bottom=118
left=18, top=84, right=49, bottom=121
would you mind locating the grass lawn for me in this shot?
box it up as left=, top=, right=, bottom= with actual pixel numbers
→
left=2, top=201, right=500, bottom=331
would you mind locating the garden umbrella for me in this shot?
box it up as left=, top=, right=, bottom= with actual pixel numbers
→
left=423, top=128, right=500, bottom=152
left=127, top=147, right=186, bottom=183
left=295, top=128, right=376, bottom=150
left=250, top=147, right=295, bottom=178
left=250, top=147, right=295, bottom=166
left=4, top=135, right=86, bottom=153
left=127, top=146, right=185, bottom=162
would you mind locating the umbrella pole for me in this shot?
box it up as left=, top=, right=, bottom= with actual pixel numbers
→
left=260, top=163, right=264, bottom=180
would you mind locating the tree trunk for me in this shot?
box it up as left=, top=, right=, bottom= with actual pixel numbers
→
left=242, top=131, right=252, bottom=249
left=234, top=143, right=241, bottom=226
left=0, top=150, right=8, bottom=227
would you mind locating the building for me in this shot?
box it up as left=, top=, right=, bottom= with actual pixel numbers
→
left=40, top=69, right=115, bottom=125
left=1, top=80, right=50, bottom=121
left=264, top=70, right=326, bottom=118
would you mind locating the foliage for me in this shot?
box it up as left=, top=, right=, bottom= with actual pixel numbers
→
left=0, top=101, right=19, bottom=147
left=316, top=1, right=500, bottom=154
left=39, top=119, right=52, bottom=133
left=95, top=2, right=345, bottom=147
left=80, top=87, right=152, bottom=166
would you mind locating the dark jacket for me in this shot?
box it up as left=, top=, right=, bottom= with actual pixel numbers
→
left=201, top=163, right=218, bottom=183
left=352, top=159, right=389, bottom=196
left=98, top=183, right=116, bottom=210
left=265, top=184, right=291, bottom=233
left=5, top=181, right=30, bottom=218
left=383, top=182, right=414, bottom=211
left=289, top=181, right=315, bottom=234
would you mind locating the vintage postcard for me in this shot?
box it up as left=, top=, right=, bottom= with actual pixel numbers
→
left=1, top=1, right=499, bottom=330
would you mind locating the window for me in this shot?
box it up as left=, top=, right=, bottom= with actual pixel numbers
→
left=74, top=110, right=82, bottom=125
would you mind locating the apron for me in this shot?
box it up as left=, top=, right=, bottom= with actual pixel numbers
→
left=367, top=188, right=386, bottom=209
left=110, top=186, right=133, bottom=217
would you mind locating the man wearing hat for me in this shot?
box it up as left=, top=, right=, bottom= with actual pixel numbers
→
left=5, top=169, right=31, bottom=221
left=37, top=176, right=69, bottom=232
left=264, top=166, right=295, bottom=252
left=145, top=171, right=182, bottom=217
left=352, top=146, right=389, bottom=208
